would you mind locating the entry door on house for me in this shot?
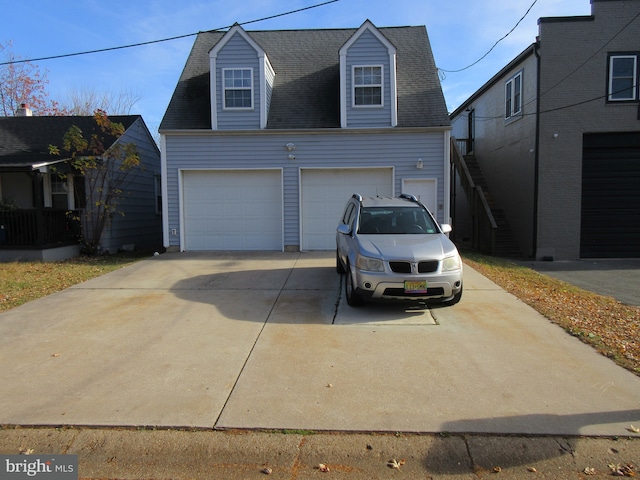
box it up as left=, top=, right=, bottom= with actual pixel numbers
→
left=402, top=178, right=437, bottom=215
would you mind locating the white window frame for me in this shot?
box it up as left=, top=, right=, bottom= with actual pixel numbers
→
left=505, top=71, right=522, bottom=119
left=222, top=68, right=254, bottom=110
left=352, top=65, right=384, bottom=107
left=608, top=54, right=637, bottom=102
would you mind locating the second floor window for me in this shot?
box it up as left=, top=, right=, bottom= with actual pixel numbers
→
left=353, top=66, right=383, bottom=106
left=223, top=68, right=253, bottom=109
left=608, top=54, right=637, bottom=101
left=505, top=71, right=522, bottom=119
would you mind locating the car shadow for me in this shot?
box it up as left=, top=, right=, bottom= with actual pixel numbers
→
left=169, top=265, right=440, bottom=324
left=422, top=410, right=640, bottom=474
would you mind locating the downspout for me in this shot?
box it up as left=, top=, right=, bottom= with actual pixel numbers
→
left=532, top=41, right=541, bottom=259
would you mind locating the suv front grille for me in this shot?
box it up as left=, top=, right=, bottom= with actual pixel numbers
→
left=389, top=260, right=439, bottom=274
left=389, top=261, right=411, bottom=273
left=418, top=261, right=439, bottom=273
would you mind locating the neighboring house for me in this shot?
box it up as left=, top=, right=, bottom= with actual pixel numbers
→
left=451, top=0, right=640, bottom=260
left=159, top=20, right=451, bottom=252
left=0, top=109, right=163, bottom=261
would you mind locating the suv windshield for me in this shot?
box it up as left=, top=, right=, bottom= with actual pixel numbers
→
left=357, top=206, right=438, bottom=234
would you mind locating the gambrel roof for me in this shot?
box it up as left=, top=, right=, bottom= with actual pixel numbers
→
left=160, top=24, right=450, bottom=130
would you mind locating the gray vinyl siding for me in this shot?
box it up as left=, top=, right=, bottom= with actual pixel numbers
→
left=265, top=62, right=275, bottom=116
left=215, top=32, right=261, bottom=130
left=101, top=118, right=162, bottom=252
left=164, top=130, right=445, bottom=249
left=345, top=29, right=392, bottom=128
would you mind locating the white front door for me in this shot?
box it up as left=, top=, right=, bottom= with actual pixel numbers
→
left=402, top=178, right=437, bottom=215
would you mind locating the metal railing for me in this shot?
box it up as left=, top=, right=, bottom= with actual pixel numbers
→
left=450, top=137, right=497, bottom=254
left=0, top=209, right=81, bottom=247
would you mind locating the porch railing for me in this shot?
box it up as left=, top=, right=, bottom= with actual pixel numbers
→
left=0, top=209, right=81, bottom=248
left=450, top=137, right=497, bottom=254
left=455, top=138, right=473, bottom=157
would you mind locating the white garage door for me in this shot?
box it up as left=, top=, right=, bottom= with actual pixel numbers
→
left=183, top=170, right=282, bottom=250
left=301, top=168, right=393, bottom=250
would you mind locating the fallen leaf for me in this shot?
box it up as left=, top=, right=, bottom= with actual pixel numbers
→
left=19, top=448, right=34, bottom=455
left=527, top=466, right=537, bottom=472
left=51, top=353, right=60, bottom=357
left=260, top=467, right=272, bottom=475
left=326, top=383, right=333, bottom=388
left=387, top=459, right=405, bottom=469
left=628, top=425, right=640, bottom=433
left=316, top=463, right=330, bottom=472
left=493, top=466, right=502, bottom=473
left=583, top=466, right=596, bottom=475
left=609, top=463, right=636, bottom=477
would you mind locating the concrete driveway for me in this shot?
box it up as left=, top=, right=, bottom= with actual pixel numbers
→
left=0, top=251, right=638, bottom=437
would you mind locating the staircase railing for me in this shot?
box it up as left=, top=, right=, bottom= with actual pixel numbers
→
left=450, top=137, right=497, bottom=255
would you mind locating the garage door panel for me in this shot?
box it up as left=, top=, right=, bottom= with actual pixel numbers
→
left=183, top=170, right=282, bottom=251
left=581, top=133, right=640, bottom=258
left=301, top=168, right=393, bottom=250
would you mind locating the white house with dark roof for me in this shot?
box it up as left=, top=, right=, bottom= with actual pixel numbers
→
left=159, top=20, right=451, bottom=252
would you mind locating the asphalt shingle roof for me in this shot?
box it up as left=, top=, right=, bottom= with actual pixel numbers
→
left=0, top=115, right=140, bottom=169
left=160, top=25, right=450, bottom=131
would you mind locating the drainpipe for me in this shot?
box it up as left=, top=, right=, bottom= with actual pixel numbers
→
left=532, top=41, right=541, bottom=259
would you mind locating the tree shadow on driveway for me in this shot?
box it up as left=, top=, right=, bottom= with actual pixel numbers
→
left=423, top=410, right=640, bottom=475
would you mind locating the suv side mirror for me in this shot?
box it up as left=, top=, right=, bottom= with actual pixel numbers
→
left=337, top=224, right=352, bottom=235
left=440, top=224, right=452, bottom=234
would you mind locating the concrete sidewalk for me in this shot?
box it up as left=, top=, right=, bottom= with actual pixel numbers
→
left=1, top=427, right=639, bottom=479
left=0, top=251, right=639, bottom=478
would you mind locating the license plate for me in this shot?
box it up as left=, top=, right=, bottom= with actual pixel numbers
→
left=404, top=280, right=427, bottom=293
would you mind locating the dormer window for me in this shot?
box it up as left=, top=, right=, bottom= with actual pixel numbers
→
left=223, top=68, right=253, bottom=109
left=353, top=65, right=383, bottom=106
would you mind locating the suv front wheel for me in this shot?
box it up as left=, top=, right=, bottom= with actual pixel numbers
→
left=344, top=265, right=364, bottom=306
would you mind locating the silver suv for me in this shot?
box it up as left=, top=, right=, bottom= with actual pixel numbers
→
left=336, top=194, right=463, bottom=306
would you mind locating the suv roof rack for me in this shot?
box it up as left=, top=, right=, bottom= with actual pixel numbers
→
left=399, top=193, right=418, bottom=203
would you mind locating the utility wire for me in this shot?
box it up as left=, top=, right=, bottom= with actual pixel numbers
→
left=471, top=82, right=639, bottom=121
left=439, top=0, right=539, bottom=73
left=0, top=0, right=339, bottom=66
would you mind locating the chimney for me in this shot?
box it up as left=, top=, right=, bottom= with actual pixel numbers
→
left=16, top=103, right=33, bottom=116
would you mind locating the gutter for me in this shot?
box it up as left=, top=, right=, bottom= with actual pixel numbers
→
left=532, top=41, right=541, bottom=259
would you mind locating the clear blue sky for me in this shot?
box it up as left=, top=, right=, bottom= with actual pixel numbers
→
left=1, top=0, right=591, bottom=133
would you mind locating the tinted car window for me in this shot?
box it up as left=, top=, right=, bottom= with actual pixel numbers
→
left=358, top=206, right=437, bottom=234
left=342, top=203, right=355, bottom=224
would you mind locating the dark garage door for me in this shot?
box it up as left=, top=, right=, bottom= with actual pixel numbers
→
left=581, top=132, right=640, bottom=258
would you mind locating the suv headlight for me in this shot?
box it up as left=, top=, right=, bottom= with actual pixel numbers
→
left=442, top=253, right=462, bottom=271
left=356, top=254, right=384, bottom=272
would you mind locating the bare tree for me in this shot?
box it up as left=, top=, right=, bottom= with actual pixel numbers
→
left=62, top=86, right=141, bottom=116
left=0, top=41, right=66, bottom=116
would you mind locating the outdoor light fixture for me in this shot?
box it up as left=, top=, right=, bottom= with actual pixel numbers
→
left=288, top=154, right=296, bottom=160
left=416, top=159, right=423, bottom=169
left=285, top=142, right=296, bottom=151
